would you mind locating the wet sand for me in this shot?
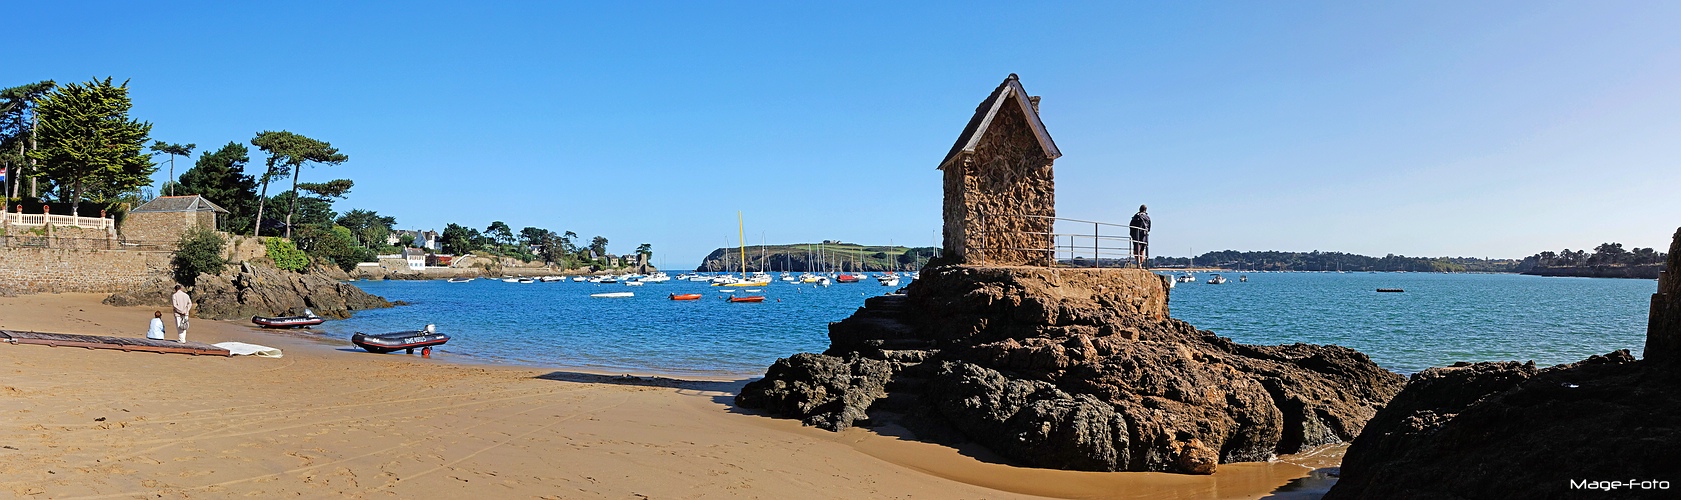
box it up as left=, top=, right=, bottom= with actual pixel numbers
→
left=0, top=293, right=1335, bottom=498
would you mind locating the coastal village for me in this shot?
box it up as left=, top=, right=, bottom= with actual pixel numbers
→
left=4, top=4, right=1679, bottom=498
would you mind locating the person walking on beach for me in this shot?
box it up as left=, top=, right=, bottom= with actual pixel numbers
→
left=147, top=311, right=166, bottom=340
left=1130, top=205, right=1151, bottom=268
left=171, top=285, right=193, bottom=343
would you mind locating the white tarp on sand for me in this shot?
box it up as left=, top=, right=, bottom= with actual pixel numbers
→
left=213, top=342, right=283, bottom=358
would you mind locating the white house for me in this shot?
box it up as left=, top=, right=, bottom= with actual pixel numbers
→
left=401, top=247, right=427, bottom=271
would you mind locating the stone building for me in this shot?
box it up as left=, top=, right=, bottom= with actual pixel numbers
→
left=938, top=74, right=1062, bottom=266
left=122, top=195, right=229, bottom=246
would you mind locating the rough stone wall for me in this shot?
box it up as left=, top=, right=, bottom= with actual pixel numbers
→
left=1647, top=227, right=1681, bottom=364
left=943, top=93, right=1055, bottom=266
left=224, top=235, right=267, bottom=263
left=0, top=247, right=171, bottom=294
left=121, top=211, right=202, bottom=247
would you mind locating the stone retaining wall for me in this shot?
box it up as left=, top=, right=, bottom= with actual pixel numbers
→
left=0, top=247, right=171, bottom=294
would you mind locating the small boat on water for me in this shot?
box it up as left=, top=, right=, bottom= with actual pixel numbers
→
left=835, top=274, right=860, bottom=283
left=251, top=313, right=324, bottom=329
left=1175, top=273, right=1196, bottom=283
left=877, top=275, right=900, bottom=287
left=446, top=277, right=472, bottom=283
left=727, top=295, right=766, bottom=303
left=502, top=277, right=520, bottom=283
left=1377, top=288, right=1405, bottom=293
left=625, top=281, right=645, bottom=287
left=539, top=276, right=566, bottom=282
left=572, top=276, right=589, bottom=282
left=517, top=277, right=536, bottom=284
left=591, top=292, right=634, bottom=298
left=1239, top=275, right=1248, bottom=282
left=351, top=325, right=450, bottom=354
left=669, top=293, right=703, bottom=300
left=1207, top=274, right=1228, bottom=284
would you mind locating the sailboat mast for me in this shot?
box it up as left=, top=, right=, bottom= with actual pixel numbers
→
left=738, top=211, right=747, bottom=278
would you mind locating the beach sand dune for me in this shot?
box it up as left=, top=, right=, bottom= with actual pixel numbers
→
left=0, top=294, right=1331, bottom=498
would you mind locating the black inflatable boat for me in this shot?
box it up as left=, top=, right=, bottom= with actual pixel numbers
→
left=251, top=314, right=325, bottom=328
left=351, top=326, right=450, bottom=354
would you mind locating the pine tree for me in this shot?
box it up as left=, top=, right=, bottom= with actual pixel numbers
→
left=29, top=78, right=154, bottom=216
left=175, top=142, right=259, bottom=233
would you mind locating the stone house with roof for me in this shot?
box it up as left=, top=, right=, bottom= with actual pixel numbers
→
left=122, top=195, right=230, bottom=247
left=938, top=74, right=1062, bottom=266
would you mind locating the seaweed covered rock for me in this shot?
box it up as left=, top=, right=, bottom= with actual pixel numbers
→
left=104, top=260, right=391, bottom=320
left=1326, top=351, right=1680, bottom=499
left=735, top=353, right=897, bottom=430
left=736, top=265, right=1406, bottom=474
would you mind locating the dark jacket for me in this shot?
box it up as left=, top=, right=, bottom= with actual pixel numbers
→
left=1130, top=212, right=1150, bottom=242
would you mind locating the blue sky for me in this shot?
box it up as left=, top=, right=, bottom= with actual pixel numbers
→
left=10, top=1, right=1681, bottom=268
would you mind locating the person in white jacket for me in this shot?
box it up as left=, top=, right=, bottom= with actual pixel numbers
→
left=171, top=285, right=193, bottom=343
left=147, top=311, right=166, bottom=340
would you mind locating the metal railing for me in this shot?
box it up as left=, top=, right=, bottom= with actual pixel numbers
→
left=2, top=211, right=115, bottom=230
left=974, top=213, right=1147, bottom=268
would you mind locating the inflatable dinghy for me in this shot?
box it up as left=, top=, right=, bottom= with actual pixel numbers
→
left=351, top=325, right=450, bottom=354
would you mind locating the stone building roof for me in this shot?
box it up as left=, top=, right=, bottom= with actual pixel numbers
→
left=937, top=73, right=1062, bottom=171
left=130, top=195, right=230, bottom=214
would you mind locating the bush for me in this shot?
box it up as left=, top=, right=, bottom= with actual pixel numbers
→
left=265, top=237, right=310, bottom=272
left=173, top=227, right=227, bottom=286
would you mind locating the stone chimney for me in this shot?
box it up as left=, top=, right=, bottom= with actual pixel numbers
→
left=1647, top=227, right=1681, bottom=363
left=1029, top=96, right=1041, bottom=113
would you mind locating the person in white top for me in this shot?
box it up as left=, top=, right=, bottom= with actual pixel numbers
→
left=147, top=311, right=166, bottom=340
left=171, top=285, right=193, bottom=343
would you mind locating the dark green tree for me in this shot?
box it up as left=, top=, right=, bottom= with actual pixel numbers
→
left=250, top=131, right=346, bottom=237
left=440, top=223, right=480, bottom=255
left=486, top=221, right=513, bottom=247
left=149, top=141, right=194, bottom=196
left=30, top=78, right=154, bottom=216
left=1, top=80, right=55, bottom=201
left=589, top=236, right=608, bottom=257
left=636, top=243, right=652, bottom=260
left=172, top=226, right=226, bottom=286
left=174, top=142, right=258, bottom=233
left=336, top=209, right=396, bottom=249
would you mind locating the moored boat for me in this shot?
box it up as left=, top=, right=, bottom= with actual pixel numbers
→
left=251, top=313, right=324, bottom=329
left=446, top=277, right=472, bottom=283
left=591, top=292, right=634, bottom=298
left=351, top=325, right=449, bottom=354
left=669, top=293, right=703, bottom=300
left=727, top=295, right=765, bottom=303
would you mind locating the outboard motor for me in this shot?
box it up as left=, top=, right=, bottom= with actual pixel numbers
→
left=424, top=324, right=436, bottom=334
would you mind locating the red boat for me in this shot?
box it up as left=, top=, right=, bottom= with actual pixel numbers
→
left=835, top=274, right=860, bottom=283
left=351, top=326, right=450, bottom=355
left=727, top=295, right=766, bottom=303
left=669, top=293, right=703, bottom=301
left=251, top=314, right=325, bottom=328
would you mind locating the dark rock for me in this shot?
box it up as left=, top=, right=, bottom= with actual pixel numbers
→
left=736, top=265, right=1405, bottom=474
left=103, top=260, right=391, bottom=320
left=1326, top=350, right=1681, bottom=499
left=734, top=353, right=897, bottom=431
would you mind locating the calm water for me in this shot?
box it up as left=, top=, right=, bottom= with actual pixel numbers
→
left=319, top=272, right=1655, bottom=377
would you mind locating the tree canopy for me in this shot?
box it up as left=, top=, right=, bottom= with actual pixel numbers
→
left=29, top=77, right=154, bottom=216
left=173, top=142, right=258, bottom=233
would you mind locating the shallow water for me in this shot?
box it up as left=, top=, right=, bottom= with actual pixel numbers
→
left=320, top=272, right=1655, bottom=377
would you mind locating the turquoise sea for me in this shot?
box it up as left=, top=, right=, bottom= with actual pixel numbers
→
left=316, top=272, right=1656, bottom=377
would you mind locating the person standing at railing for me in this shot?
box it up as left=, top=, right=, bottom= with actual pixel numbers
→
left=1130, top=205, right=1150, bottom=268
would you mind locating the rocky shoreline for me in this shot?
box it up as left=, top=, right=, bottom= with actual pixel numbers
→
left=735, top=265, right=1405, bottom=474
left=104, top=260, right=392, bottom=320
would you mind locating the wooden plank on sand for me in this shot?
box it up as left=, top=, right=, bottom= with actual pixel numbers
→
left=0, top=330, right=231, bottom=356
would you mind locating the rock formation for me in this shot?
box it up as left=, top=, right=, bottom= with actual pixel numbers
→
left=1326, top=227, right=1681, bottom=499
left=105, top=260, right=391, bottom=320
left=735, top=265, right=1405, bottom=474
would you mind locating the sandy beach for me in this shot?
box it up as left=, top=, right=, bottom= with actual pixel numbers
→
left=0, top=293, right=1335, bottom=499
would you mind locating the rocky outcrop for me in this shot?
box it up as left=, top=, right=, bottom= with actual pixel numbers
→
left=1327, top=227, right=1681, bottom=499
left=736, top=265, right=1405, bottom=474
left=104, top=260, right=392, bottom=320
left=1325, top=352, right=1679, bottom=499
